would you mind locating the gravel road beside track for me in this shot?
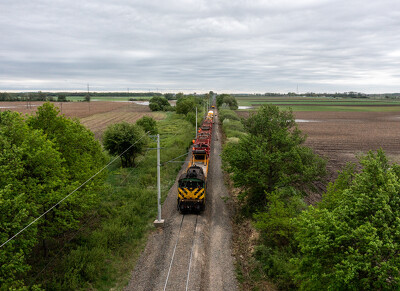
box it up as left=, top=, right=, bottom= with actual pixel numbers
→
left=125, top=111, right=237, bottom=291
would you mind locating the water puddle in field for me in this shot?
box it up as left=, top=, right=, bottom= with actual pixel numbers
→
left=132, top=101, right=149, bottom=105
left=238, top=106, right=253, bottom=109
left=0, top=106, right=16, bottom=109
left=295, top=119, right=320, bottom=123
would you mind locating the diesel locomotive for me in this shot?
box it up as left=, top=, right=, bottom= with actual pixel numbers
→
left=177, top=110, right=214, bottom=212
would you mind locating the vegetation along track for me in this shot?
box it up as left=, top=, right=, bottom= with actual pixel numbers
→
left=125, top=110, right=237, bottom=291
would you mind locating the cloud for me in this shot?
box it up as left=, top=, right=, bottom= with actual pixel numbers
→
left=0, top=0, right=400, bottom=92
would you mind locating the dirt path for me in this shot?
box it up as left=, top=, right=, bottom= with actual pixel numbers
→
left=124, top=111, right=238, bottom=291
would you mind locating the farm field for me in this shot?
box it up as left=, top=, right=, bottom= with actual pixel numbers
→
left=0, top=101, right=166, bottom=139
left=237, top=109, right=400, bottom=202
left=236, top=96, right=400, bottom=111
left=67, top=96, right=153, bottom=102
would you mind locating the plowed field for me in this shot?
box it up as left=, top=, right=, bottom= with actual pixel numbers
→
left=0, top=101, right=166, bottom=139
left=237, top=110, right=400, bottom=202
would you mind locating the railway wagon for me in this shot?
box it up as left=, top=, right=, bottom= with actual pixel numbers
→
left=177, top=109, right=214, bottom=212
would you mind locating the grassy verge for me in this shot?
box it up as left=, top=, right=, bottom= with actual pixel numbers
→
left=27, top=113, right=194, bottom=290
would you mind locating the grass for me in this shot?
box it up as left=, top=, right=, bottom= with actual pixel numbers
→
left=27, top=113, right=194, bottom=290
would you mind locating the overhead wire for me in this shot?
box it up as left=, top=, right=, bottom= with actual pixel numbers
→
left=1, top=95, right=212, bottom=249
left=0, top=131, right=149, bottom=249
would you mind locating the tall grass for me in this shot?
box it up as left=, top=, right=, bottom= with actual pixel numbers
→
left=27, top=113, right=194, bottom=290
left=219, top=109, right=246, bottom=140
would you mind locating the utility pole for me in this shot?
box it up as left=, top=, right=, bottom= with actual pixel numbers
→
left=195, top=107, right=198, bottom=139
left=154, top=133, right=164, bottom=227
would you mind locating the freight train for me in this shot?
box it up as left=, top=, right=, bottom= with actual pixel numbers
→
left=177, top=109, right=214, bottom=213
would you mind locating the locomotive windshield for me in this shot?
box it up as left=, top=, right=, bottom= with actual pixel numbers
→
left=179, top=179, right=204, bottom=189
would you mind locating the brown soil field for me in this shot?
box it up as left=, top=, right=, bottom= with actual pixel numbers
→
left=0, top=101, right=166, bottom=139
left=237, top=110, right=400, bottom=202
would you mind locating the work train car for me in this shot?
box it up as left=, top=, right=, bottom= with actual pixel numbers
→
left=177, top=110, right=214, bottom=213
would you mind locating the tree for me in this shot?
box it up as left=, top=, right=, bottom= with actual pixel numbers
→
left=222, top=105, right=326, bottom=208
left=136, top=116, right=158, bottom=135
left=175, top=96, right=196, bottom=115
left=57, top=94, right=67, bottom=102
left=85, top=93, right=91, bottom=102
left=28, top=103, right=106, bottom=248
left=103, top=122, right=149, bottom=167
left=38, top=91, right=47, bottom=101
left=0, top=111, right=67, bottom=289
left=149, top=96, right=171, bottom=111
left=294, top=150, right=400, bottom=289
left=164, top=93, right=175, bottom=100
left=0, top=92, right=11, bottom=101
left=216, top=94, right=238, bottom=109
left=175, top=92, right=184, bottom=100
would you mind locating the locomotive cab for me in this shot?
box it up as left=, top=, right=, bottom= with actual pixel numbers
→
left=177, top=165, right=206, bottom=212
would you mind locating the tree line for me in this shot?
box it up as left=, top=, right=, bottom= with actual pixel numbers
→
left=0, top=103, right=107, bottom=289
left=220, top=103, right=400, bottom=289
left=0, top=102, right=165, bottom=288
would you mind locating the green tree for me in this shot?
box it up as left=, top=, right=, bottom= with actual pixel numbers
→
left=164, top=93, right=175, bottom=100
left=136, top=116, right=158, bottom=135
left=175, top=92, right=184, bottom=100
left=176, top=96, right=196, bottom=115
left=294, top=150, right=400, bottom=290
left=0, top=111, right=66, bottom=289
left=216, top=94, right=238, bottom=109
left=0, top=92, right=11, bottom=101
left=149, top=96, right=171, bottom=111
left=38, top=91, right=47, bottom=101
left=28, top=103, right=106, bottom=246
left=103, top=122, right=149, bottom=167
left=222, top=105, right=326, bottom=208
left=57, top=94, right=67, bottom=102
left=85, top=93, right=91, bottom=102
left=254, top=188, right=306, bottom=247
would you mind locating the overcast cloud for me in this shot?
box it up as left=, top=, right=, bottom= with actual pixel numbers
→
left=1, top=0, right=400, bottom=93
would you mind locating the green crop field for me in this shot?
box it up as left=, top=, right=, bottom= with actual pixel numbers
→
left=236, top=96, right=400, bottom=112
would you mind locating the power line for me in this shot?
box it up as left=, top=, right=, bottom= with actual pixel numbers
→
left=162, top=152, right=189, bottom=166
left=28, top=212, right=99, bottom=286
left=0, top=132, right=149, bottom=249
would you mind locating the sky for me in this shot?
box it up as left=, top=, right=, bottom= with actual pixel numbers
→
left=1, top=0, right=400, bottom=93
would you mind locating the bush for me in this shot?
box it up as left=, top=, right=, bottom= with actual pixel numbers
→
left=219, top=109, right=240, bottom=122
left=185, top=111, right=202, bottom=127
left=149, top=96, right=171, bottom=111
left=136, top=116, right=158, bottom=135
left=254, top=189, right=306, bottom=248
left=103, top=122, right=149, bottom=167
left=254, top=245, right=297, bottom=289
left=222, top=119, right=244, bottom=132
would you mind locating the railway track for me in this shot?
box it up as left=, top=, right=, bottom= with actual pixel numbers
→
left=163, top=214, right=200, bottom=291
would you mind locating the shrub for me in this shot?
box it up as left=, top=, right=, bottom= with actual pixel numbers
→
left=103, top=122, right=149, bottom=167
left=219, top=109, right=240, bottom=122
left=136, top=116, right=158, bottom=135
left=149, top=96, right=171, bottom=111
